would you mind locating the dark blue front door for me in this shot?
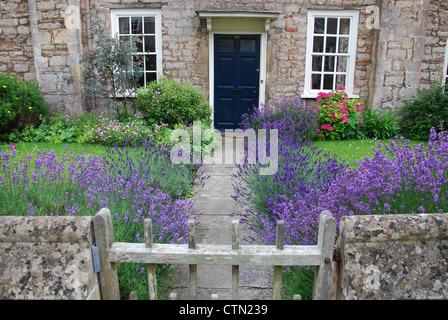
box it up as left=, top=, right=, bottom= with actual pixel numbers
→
left=214, top=34, right=260, bottom=130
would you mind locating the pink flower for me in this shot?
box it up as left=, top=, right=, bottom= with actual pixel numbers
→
left=321, top=124, right=334, bottom=131
left=318, top=133, right=323, bottom=136
left=356, top=104, right=361, bottom=112
left=359, top=120, right=363, bottom=124
left=316, top=96, right=322, bottom=101
left=337, top=86, right=345, bottom=91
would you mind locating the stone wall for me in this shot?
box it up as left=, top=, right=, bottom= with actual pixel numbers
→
left=1, top=0, right=447, bottom=114
left=0, top=216, right=100, bottom=300
left=370, top=0, right=448, bottom=110
left=335, top=213, right=448, bottom=300
left=0, top=0, right=84, bottom=114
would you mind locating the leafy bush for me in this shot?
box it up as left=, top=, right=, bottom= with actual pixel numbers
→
left=135, top=77, right=211, bottom=127
left=0, top=74, right=50, bottom=138
left=316, top=87, right=364, bottom=140
left=360, top=108, right=400, bottom=139
left=77, top=112, right=169, bottom=146
left=398, top=83, right=448, bottom=140
left=240, top=96, right=317, bottom=141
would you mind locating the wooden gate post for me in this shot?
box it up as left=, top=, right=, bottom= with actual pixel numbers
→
left=312, top=210, right=336, bottom=300
left=94, top=208, right=120, bottom=300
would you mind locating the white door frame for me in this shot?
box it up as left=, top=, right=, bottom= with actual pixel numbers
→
left=209, top=31, right=267, bottom=124
left=197, top=12, right=279, bottom=127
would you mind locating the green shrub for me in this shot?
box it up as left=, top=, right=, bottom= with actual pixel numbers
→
left=360, top=108, right=400, bottom=139
left=316, top=87, right=364, bottom=140
left=0, top=74, right=50, bottom=138
left=135, top=77, right=211, bottom=127
left=398, top=83, right=448, bottom=140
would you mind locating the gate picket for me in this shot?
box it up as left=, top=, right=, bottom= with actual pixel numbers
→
left=93, top=209, right=336, bottom=300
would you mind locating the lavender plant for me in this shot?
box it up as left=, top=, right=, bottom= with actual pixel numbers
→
left=232, top=97, right=348, bottom=245
left=0, top=139, right=200, bottom=299
left=232, top=97, right=447, bottom=299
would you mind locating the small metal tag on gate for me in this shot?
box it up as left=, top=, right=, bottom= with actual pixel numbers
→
left=91, top=245, right=101, bottom=273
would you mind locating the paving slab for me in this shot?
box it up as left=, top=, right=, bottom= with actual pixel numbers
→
left=169, top=136, right=274, bottom=300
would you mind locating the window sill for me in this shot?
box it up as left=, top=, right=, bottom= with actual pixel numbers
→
left=300, top=92, right=360, bottom=99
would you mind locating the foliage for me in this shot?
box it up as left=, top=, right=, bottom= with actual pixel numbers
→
left=81, top=10, right=142, bottom=115
left=0, top=139, right=202, bottom=299
left=316, top=87, right=364, bottom=140
left=322, top=124, right=448, bottom=218
left=240, top=96, right=317, bottom=141
left=233, top=99, right=348, bottom=245
left=233, top=92, right=448, bottom=298
left=135, top=77, right=212, bottom=127
left=398, top=83, right=448, bottom=140
left=77, top=111, right=169, bottom=146
left=0, top=74, right=50, bottom=138
left=359, top=108, right=400, bottom=139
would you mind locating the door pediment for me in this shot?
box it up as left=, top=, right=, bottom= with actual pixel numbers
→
left=196, top=10, right=280, bottom=33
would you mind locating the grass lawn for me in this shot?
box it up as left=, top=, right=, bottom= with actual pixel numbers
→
left=0, top=141, right=109, bottom=158
left=311, top=138, right=428, bottom=168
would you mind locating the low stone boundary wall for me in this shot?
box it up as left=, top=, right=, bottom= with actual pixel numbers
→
left=335, top=213, right=448, bottom=300
left=0, top=216, right=100, bottom=300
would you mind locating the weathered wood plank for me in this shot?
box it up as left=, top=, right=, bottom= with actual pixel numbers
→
left=232, top=220, right=240, bottom=300
left=108, top=242, right=321, bottom=266
left=144, top=219, right=158, bottom=300
left=273, top=220, right=285, bottom=300
left=312, top=210, right=336, bottom=300
left=93, top=208, right=120, bottom=300
left=188, top=219, right=197, bottom=300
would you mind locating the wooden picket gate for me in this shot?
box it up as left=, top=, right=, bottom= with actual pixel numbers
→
left=93, top=208, right=336, bottom=300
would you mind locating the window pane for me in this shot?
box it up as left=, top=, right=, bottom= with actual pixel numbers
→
left=134, top=36, right=143, bottom=53
left=145, top=55, right=157, bottom=71
left=314, top=17, right=325, bottom=34
left=338, top=37, right=349, bottom=53
left=131, top=17, right=143, bottom=34
left=336, top=74, right=346, bottom=88
left=327, top=18, right=338, bottom=34
left=312, top=74, right=322, bottom=89
left=136, top=73, right=145, bottom=88
left=336, top=56, right=348, bottom=72
left=339, top=18, right=350, bottom=35
left=145, top=36, right=156, bottom=52
left=312, top=55, right=323, bottom=71
left=132, top=56, right=144, bottom=72
left=240, top=39, right=256, bottom=52
left=144, top=17, right=155, bottom=34
left=119, top=17, right=130, bottom=34
left=146, top=72, right=157, bottom=84
left=219, top=39, right=234, bottom=51
left=325, top=37, right=337, bottom=53
left=324, top=56, right=335, bottom=72
left=323, top=74, right=334, bottom=89
left=120, top=35, right=130, bottom=44
left=313, top=36, right=324, bottom=53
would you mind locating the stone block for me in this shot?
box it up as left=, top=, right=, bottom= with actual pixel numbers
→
left=14, top=63, right=29, bottom=73
left=0, top=216, right=100, bottom=300
left=36, top=1, right=56, bottom=11
left=336, top=213, right=448, bottom=300
left=49, top=55, right=67, bottom=67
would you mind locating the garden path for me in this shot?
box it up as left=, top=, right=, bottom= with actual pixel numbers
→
left=169, top=134, right=274, bottom=300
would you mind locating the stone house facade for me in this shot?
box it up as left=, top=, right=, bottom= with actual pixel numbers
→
left=1, top=0, right=447, bottom=129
